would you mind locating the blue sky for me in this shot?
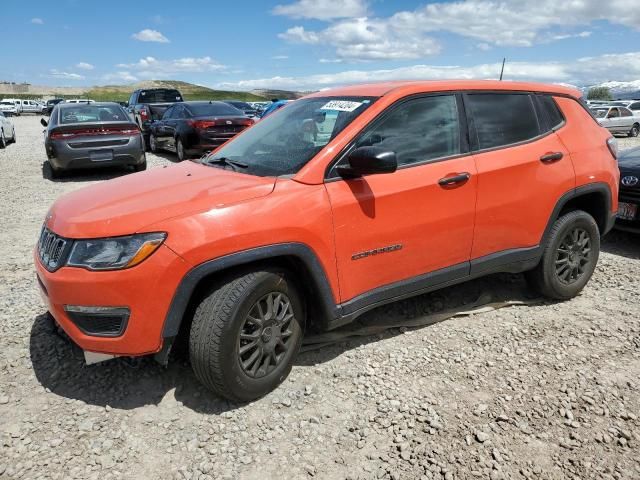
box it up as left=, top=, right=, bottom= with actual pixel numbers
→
left=2, top=0, right=640, bottom=91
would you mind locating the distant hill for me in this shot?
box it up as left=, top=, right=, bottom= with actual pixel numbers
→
left=249, top=88, right=311, bottom=100
left=86, top=80, right=270, bottom=102
left=583, top=80, right=640, bottom=100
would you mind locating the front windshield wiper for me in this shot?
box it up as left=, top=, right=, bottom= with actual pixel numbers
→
left=204, top=156, right=249, bottom=171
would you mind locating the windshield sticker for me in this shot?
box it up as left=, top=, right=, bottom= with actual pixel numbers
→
left=320, top=100, right=363, bottom=112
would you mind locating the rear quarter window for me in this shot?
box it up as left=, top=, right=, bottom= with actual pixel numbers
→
left=536, top=95, right=565, bottom=131
left=466, top=93, right=540, bottom=150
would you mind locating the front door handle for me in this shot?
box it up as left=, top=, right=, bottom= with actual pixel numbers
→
left=438, top=172, right=471, bottom=187
left=540, top=152, right=563, bottom=163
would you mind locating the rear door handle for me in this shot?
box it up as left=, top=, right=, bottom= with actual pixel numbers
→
left=438, top=172, right=471, bottom=187
left=540, top=152, right=563, bottom=163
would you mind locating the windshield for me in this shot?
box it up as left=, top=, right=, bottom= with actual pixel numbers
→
left=203, top=96, right=376, bottom=177
left=592, top=108, right=609, bottom=118
left=60, top=105, right=129, bottom=124
left=139, top=89, right=183, bottom=103
left=187, top=103, right=243, bottom=116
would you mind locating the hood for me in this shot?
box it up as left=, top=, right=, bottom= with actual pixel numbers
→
left=46, top=162, right=276, bottom=238
left=618, top=147, right=640, bottom=171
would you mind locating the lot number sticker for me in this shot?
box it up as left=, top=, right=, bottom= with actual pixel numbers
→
left=320, top=100, right=363, bottom=112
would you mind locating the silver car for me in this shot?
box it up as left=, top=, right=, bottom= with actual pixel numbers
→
left=41, top=102, right=146, bottom=178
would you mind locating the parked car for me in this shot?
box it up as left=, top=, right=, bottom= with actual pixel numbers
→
left=149, top=101, right=253, bottom=161
left=0, top=100, right=18, bottom=117
left=45, top=98, right=64, bottom=114
left=2, top=99, right=22, bottom=115
left=0, top=112, right=16, bottom=148
left=126, top=88, right=184, bottom=151
left=40, top=102, right=145, bottom=178
left=35, top=80, right=619, bottom=401
left=615, top=147, right=640, bottom=232
left=20, top=100, right=45, bottom=114
left=590, top=105, right=640, bottom=136
left=221, top=100, right=258, bottom=117
left=259, top=99, right=291, bottom=118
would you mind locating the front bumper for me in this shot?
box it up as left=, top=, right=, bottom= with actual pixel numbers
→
left=34, top=243, right=190, bottom=356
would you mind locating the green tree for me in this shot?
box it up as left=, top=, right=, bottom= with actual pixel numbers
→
left=587, top=86, right=612, bottom=101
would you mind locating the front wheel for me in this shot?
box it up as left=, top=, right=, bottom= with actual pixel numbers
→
left=176, top=138, right=186, bottom=161
left=526, top=210, right=600, bottom=300
left=189, top=270, right=304, bottom=402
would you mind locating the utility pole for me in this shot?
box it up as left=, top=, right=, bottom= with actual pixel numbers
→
left=499, top=58, right=506, bottom=81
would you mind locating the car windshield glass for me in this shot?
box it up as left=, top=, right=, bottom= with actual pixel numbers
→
left=188, top=103, right=243, bottom=116
left=139, top=89, right=183, bottom=103
left=592, top=108, right=609, bottom=118
left=60, top=105, right=128, bottom=124
left=202, top=96, right=377, bottom=177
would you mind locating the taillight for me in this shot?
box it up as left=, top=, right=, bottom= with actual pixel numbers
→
left=50, top=126, right=140, bottom=140
left=240, top=118, right=254, bottom=126
left=139, top=107, right=149, bottom=121
left=187, top=120, right=217, bottom=129
left=606, top=137, right=618, bottom=159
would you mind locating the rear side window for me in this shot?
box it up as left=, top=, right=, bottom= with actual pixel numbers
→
left=466, top=93, right=539, bottom=150
left=356, top=95, right=461, bottom=167
left=621, top=108, right=632, bottom=117
left=536, top=95, right=565, bottom=131
left=629, top=102, right=640, bottom=111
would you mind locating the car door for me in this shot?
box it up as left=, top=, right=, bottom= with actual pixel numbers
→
left=155, top=106, right=174, bottom=148
left=324, top=94, right=477, bottom=309
left=465, top=92, right=575, bottom=267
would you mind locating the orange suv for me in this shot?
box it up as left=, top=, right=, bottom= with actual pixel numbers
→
left=35, top=81, right=620, bottom=401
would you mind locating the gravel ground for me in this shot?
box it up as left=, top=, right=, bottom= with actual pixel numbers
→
left=1, top=116, right=639, bottom=480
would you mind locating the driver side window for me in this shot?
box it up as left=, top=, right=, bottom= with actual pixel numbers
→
left=356, top=95, right=461, bottom=167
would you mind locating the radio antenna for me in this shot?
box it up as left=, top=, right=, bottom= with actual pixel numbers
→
left=499, top=58, right=506, bottom=81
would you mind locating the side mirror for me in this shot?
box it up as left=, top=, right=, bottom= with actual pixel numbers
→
left=337, top=146, right=397, bottom=178
left=40, top=118, right=48, bottom=127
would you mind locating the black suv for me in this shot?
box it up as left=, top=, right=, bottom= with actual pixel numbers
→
left=616, top=147, right=640, bottom=232
left=126, top=88, right=183, bottom=150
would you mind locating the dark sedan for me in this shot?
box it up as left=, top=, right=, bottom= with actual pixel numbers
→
left=616, top=147, right=640, bottom=232
left=45, top=98, right=64, bottom=115
left=221, top=100, right=258, bottom=118
left=41, top=102, right=146, bottom=178
left=148, top=101, right=254, bottom=161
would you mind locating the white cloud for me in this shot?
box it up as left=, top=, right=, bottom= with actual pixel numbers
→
left=49, top=69, right=84, bottom=80
left=103, top=71, right=139, bottom=83
left=76, top=62, right=95, bottom=70
left=280, top=17, right=441, bottom=61
left=116, top=56, right=225, bottom=79
left=477, top=43, right=491, bottom=51
left=217, top=51, right=640, bottom=91
left=131, top=29, right=170, bottom=43
left=31, top=18, right=43, bottom=24
left=277, top=0, right=640, bottom=62
left=319, top=58, right=343, bottom=63
left=272, top=55, right=289, bottom=60
left=273, top=0, right=367, bottom=20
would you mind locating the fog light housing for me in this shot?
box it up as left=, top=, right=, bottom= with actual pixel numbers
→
left=64, top=305, right=130, bottom=337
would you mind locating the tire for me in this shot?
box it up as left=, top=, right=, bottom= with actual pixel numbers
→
left=43, top=161, right=60, bottom=179
left=142, top=133, right=151, bottom=152
left=189, top=270, right=305, bottom=402
left=0, top=129, right=6, bottom=149
left=133, top=160, right=147, bottom=172
left=10, top=127, right=16, bottom=144
left=629, top=124, right=639, bottom=137
left=176, top=138, right=186, bottom=161
left=525, top=210, right=600, bottom=300
left=149, top=134, right=159, bottom=153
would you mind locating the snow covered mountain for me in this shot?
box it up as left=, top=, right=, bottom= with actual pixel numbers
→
left=583, top=80, right=640, bottom=99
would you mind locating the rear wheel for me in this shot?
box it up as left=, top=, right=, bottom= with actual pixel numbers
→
left=142, top=133, right=151, bottom=152
left=189, top=270, right=304, bottom=402
left=43, top=161, right=60, bottom=179
left=176, top=138, right=186, bottom=161
left=11, top=127, right=16, bottom=143
left=526, top=210, right=600, bottom=300
left=133, top=160, right=147, bottom=172
left=629, top=124, right=639, bottom=137
left=149, top=134, right=159, bottom=153
left=0, top=129, right=6, bottom=148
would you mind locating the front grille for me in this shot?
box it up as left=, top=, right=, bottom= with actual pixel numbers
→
left=620, top=186, right=640, bottom=203
left=38, top=227, right=71, bottom=272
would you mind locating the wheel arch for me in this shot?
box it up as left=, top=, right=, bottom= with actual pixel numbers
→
left=161, top=243, right=340, bottom=341
left=543, top=183, right=613, bottom=244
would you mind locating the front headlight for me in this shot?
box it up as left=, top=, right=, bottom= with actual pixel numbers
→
left=67, top=232, right=166, bottom=271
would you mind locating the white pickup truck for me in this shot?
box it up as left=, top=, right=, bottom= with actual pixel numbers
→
left=591, top=105, right=640, bottom=137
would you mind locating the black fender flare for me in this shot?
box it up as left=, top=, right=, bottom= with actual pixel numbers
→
left=541, top=182, right=614, bottom=246
left=161, top=242, right=340, bottom=338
